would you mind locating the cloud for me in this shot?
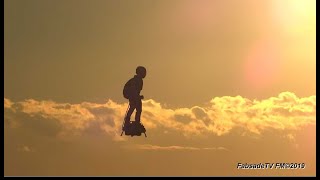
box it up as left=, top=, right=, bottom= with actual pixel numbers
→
left=4, top=98, right=14, bottom=109
left=134, top=144, right=230, bottom=151
left=4, top=92, right=316, bottom=176
left=4, top=92, right=316, bottom=140
left=17, top=145, right=35, bottom=153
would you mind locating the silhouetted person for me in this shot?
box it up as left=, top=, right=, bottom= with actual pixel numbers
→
left=123, top=66, right=147, bottom=127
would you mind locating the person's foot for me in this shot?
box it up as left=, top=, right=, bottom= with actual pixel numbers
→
left=132, top=121, right=141, bottom=127
left=124, top=120, right=130, bottom=125
left=123, top=120, right=131, bottom=131
left=132, top=121, right=145, bottom=133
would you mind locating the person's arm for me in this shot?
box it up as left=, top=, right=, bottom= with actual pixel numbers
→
left=132, top=78, right=143, bottom=99
left=139, top=79, right=144, bottom=99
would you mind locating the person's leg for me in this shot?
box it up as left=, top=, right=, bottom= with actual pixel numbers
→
left=125, top=99, right=136, bottom=123
left=135, top=98, right=142, bottom=123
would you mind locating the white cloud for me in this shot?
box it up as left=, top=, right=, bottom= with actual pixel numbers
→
left=4, top=92, right=316, bottom=141
left=4, top=98, right=14, bottom=109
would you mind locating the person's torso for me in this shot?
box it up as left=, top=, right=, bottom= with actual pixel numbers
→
left=132, top=75, right=143, bottom=92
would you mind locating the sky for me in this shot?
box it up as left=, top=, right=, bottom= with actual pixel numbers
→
left=4, top=0, right=316, bottom=176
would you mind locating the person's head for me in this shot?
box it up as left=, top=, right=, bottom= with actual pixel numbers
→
left=136, top=66, right=147, bottom=78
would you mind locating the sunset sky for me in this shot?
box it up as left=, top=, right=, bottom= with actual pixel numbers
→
left=4, top=0, right=316, bottom=176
